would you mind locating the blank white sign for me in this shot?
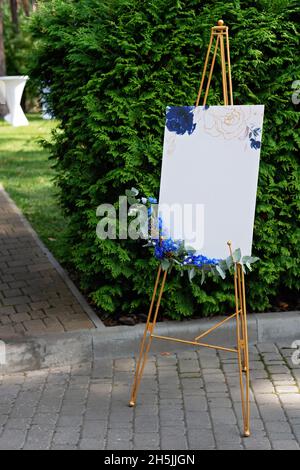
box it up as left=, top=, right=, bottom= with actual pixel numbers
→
left=158, top=105, right=264, bottom=259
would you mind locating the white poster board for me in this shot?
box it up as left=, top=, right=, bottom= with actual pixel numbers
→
left=159, top=105, right=264, bottom=260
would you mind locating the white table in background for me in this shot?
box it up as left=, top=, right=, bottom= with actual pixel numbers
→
left=0, top=76, right=29, bottom=127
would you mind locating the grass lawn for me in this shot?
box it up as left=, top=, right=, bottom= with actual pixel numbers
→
left=0, top=113, right=68, bottom=262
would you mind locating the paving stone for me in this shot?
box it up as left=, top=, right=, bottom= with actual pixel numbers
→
left=106, top=439, right=132, bottom=450
left=81, top=420, right=107, bottom=439
left=133, top=433, right=160, bottom=450
left=243, top=437, right=272, bottom=450
left=5, top=417, right=31, bottom=430
left=272, top=440, right=300, bottom=450
left=24, top=424, right=54, bottom=450
left=185, top=411, right=212, bottom=429
left=214, top=425, right=242, bottom=446
left=0, top=188, right=96, bottom=336
left=267, top=365, right=291, bottom=375
left=56, top=416, right=81, bottom=428
left=275, top=385, right=299, bottom=394
left=0, top=429, right=27, bottom=449
left=51, top=444, right=78, bottom=450
left=161, top=435, right=188, bottom=450
left=135, top=415, right=159, bottom=432
left=251, top=380, right=275, bottom=394
left=264, top=421, right=292, bottom=434
left=0, top=343, right=299, bottom=449
left=79, top=438, right=105, bottom=450
left=52, top=427, right=81, bottom=446
left=187, top=429, right=215, bottom=450
left=257, top=343, right=278, bottom=354
left=32, top=413, right=58, bottom=426
left=255, top=394, right=280, bottom=404
left=258, top=405, right=287, bottom=422
left=210, top=408, right=237, bottom=425
left=280, top=394, right=300, bottom=405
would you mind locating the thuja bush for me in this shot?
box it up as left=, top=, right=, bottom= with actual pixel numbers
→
left=29, top=0, right=300, bottom=319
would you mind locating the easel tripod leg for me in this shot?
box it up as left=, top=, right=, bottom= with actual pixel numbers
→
left=235, top=264, right=251, bottom=437
left=129, top=267, right=167, bottom=407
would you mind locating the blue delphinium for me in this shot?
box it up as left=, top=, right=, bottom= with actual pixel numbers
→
left=152, top=238, right=182, bottom=260
left=166, top=106, right=197, bottom=136
left=148, top=197, right=157, bottom=204
left=183, top=254, right=220, bottom=268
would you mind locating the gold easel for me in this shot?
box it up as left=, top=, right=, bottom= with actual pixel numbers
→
left=129, top=20, right=251, bottom=438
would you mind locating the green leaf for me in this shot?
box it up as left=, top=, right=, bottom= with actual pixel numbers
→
left=161, top=259, right=171, bottom=272
left=127, top=196, right=138, bottom=205
left=188, top=267, right=196, bottom=283
left=226, top=255, right=234, bottom=270
left=232, top=248, right=242, bottom=263
left=185, top=246, right=196, bottom=254
left=246, top=262, right=252, bottom=271
left=216, top=265, right=226, bottom=280
left=131, top=187, right=139, bottom=196
left=219, top=260, right=228, bottom=272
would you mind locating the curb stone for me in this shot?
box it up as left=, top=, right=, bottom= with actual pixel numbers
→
left=0, top=311, right=300, bottom=374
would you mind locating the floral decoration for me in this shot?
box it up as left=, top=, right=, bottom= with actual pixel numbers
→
left=126, top=188, right=259, bottom=284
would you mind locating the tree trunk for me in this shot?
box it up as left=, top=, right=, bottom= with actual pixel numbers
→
left=22, top=0, right=31, bottom=16
left=0, top=0, right=6, bottom=76
left=10, top=0, right=19, bottom=33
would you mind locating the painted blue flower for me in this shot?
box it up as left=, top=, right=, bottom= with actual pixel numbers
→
left=166, top=106, right=196, bottom=136
left=249, top=127, right=261, bottom=150
left=250, top=138, right=261, bottom=150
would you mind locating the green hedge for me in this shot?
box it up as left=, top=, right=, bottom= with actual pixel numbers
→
left=29, top=0, right=300, bottom=319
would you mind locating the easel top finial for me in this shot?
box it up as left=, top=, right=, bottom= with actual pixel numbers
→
left=218, top=19, right=224, bottom=26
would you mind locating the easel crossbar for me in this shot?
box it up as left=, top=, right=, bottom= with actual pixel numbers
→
left=150, top=334, right=238, bottom=354
left=194, top=312, right=238, bottom=341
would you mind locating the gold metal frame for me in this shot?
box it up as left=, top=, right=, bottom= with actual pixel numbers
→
left=129, top=21, right=251, bottom=438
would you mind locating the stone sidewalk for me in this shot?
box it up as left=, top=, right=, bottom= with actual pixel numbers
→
left=0, top=186, right=97, bottom=339
left=0, top=341, right=299, bottom=450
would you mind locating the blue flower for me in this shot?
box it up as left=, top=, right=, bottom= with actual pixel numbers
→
left=148, top=197, right=157, bottom=204
left=153, top=237, right=182, bottom=260
left=166, top=106, right=197, bottom=136
left=250, top=139, right=261, bottom=150
left=249, top=127, right=261, bottom=150
left=183, top=254, right=220, bottom=267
